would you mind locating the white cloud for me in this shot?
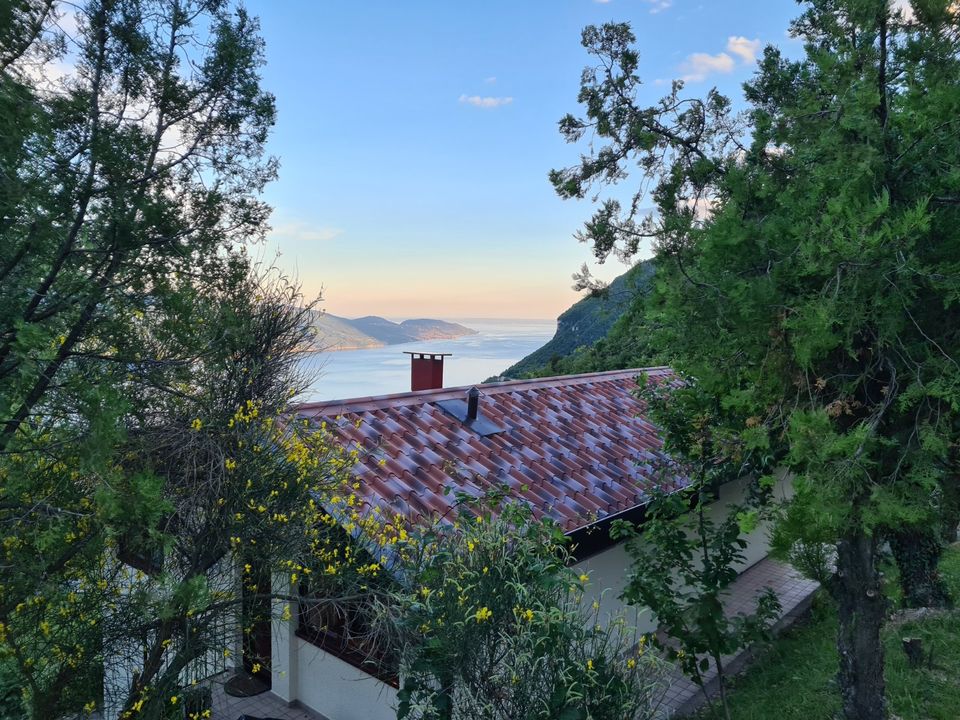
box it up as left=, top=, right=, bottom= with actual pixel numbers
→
left=645, top=0, right=673, bottom=13
left=270, top=222, right=343, bottom=243
left=677, top=35, right=761, bottom=83
left=681, top=196, right=717, bottom=221
left=53, top=2, right=80, bottom=38
left=680, top=52, right=735, bottom=83
left=594, top=0, right=612, bottom=4
left=459, top=94, right=513, bottom=109
left=890, top=0, right=915, bottom=21
left=484, top=76, right=497, bottom=84
left=726, top=36, right=761, bottom=63
left=16, top=57, right=75, bottom=95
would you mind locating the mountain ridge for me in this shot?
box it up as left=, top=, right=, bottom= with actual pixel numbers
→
left=491, top=260, right=655, bottom=379
left=306, top=312, right=477, bottom=351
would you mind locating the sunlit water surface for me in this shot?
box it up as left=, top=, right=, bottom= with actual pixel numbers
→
left=298, top=318, right=556, bottom=402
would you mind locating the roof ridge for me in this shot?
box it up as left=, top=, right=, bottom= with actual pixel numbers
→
left=296, top=366, right=671, bottom=414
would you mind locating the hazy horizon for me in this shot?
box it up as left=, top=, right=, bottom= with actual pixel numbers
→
left=314, top=311, right=557, bottom=323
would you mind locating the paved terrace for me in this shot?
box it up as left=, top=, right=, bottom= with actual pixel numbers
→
left=210, top=675, right=320, bottom=720
left=658, top=556, right=820, bottom=717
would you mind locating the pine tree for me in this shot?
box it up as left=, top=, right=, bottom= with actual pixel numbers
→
left=552, top=3, right=960, bottom=717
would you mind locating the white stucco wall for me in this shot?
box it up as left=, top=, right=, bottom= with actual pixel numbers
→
left=575, top=541, right=658, bottom=634
left=272, top=584, right=397, bottom=720
left=290, top=636, right=397, bottom=720
left=102, top=563, right=145, bottom=720
left=574, top=471, right=794, bottom=636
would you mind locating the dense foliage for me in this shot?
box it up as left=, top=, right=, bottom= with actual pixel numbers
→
left=0, top=2, right=365, bottom=717
left=382, top=500, right=666, bottom=720
left=553, top=2, right=960, bottom=718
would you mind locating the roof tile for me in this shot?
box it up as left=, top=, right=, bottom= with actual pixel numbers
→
left=297, top=367, right=677, bottom=533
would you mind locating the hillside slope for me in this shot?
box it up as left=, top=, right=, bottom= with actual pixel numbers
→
left=306, top=310, right=382, bottom=351
left=495, top=260, right=656, bottom=379
left=401, top=318, right=478, bottom=341
left=348, top=315, right=415, bottom=345
left=308, top=313, right=476, bottom=351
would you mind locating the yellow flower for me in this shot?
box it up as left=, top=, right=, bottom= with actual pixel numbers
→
left=191, top=418, right=203, bottom=431
left=467, top=540, right=476, bottom=553
left=522, top=608, right=534, bottom=622
left=225, top=458, right=237, bottom=471
left=626, top=658, right=637, bottom=669
left=579, top=573, right=590, bottom=583
left=170, top=696, right=179, bottom=705
left=251, top=663, right=261, bottom=674
left=474, top=606, right=493, bottom=622
left=586, top=659, right=594, bottom=671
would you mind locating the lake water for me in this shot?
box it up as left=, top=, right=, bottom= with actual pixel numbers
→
left=299, top=318, right=556, bottom=402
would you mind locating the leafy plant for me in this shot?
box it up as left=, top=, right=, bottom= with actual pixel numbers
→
left=612, top=377, right=780, bottom=720
left=383, top=500, right=666, bottom=720
left=613, top=490, right=780, bottom=720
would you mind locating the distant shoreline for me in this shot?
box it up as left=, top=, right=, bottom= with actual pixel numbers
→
left=305, top=313, right=479, bottom=354
left=323, top=316, right=555, bottom=324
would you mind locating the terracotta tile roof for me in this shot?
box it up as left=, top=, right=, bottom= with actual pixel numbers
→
left=296, top=367, right=682, bottom=534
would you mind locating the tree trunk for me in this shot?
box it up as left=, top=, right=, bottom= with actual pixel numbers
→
left=889, top=527, right=951, bottom=609
left=833, top=532, right=886, bottom=720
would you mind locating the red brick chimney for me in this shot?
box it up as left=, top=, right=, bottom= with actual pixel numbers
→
left=404, top=352, right=451, bottom=391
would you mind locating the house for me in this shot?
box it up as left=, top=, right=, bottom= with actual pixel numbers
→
left=266, top=364, right=794, bottom=720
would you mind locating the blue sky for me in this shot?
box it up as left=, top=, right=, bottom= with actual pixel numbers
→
left=250, top=0, right=801, bottom=319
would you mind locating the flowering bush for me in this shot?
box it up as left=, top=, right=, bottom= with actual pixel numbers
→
left=381, top=500, right=666, bottom=720
left=0, top=269, right=374, bottom=719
